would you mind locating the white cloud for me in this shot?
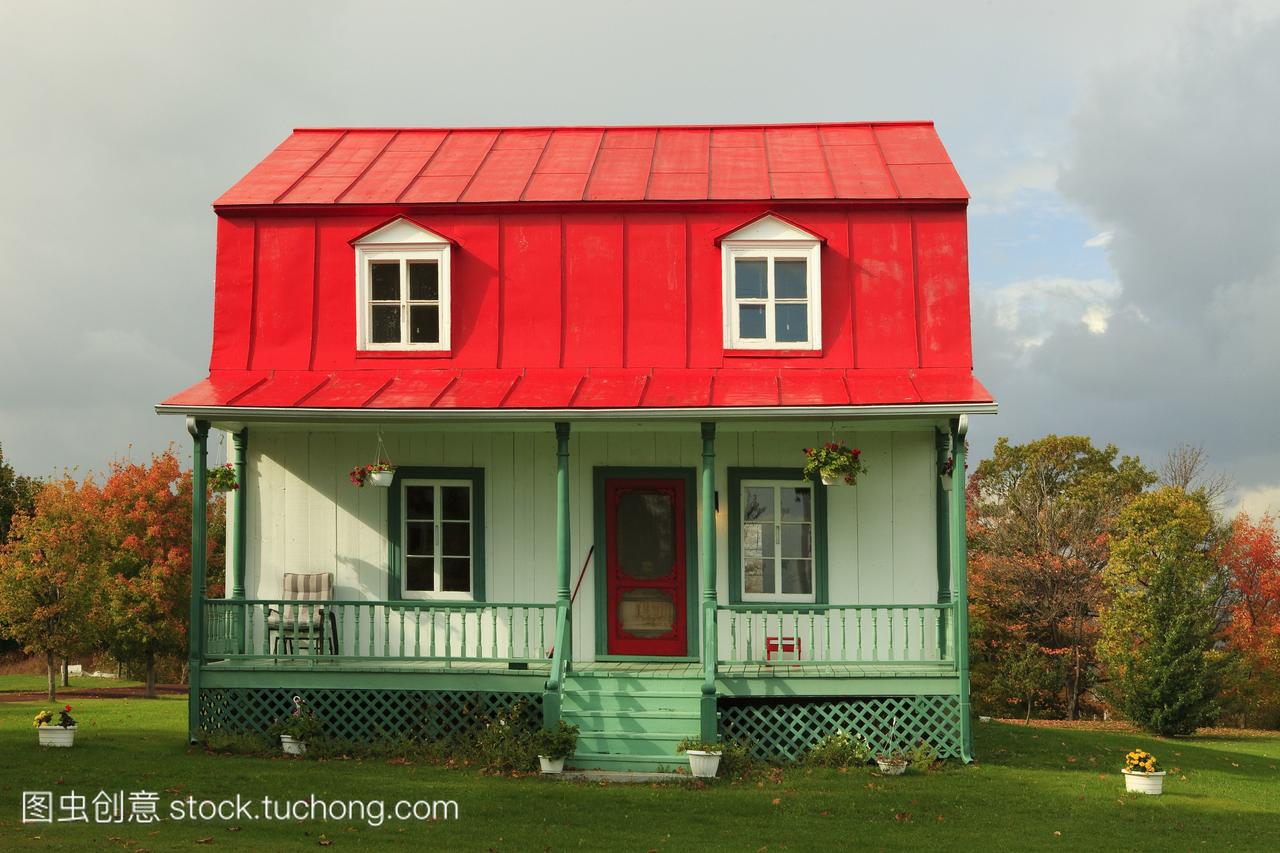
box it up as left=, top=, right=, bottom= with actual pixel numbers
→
left=981, top=277, right=1122, bottom=353
left=1084, top=230, right=1113, bottom=248
left=1231, top=484, right=1280, bottom=519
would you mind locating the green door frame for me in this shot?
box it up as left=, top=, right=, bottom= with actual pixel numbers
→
left=592, top=466, right=700, bottom=660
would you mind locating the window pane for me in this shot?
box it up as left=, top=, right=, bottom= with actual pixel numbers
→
left=781, top=524, right=812, bottom=559
left=781, top=559, right=812, bottom=595
left=408, top=261, right=439, bottom=301
left=442, top=558, right=470, bottom=592
left=406, top=521, right=433, bottom=557
left=441, top=486, right=470, bottom=521
left=742, top=522, right=765, bottom=557
left=779, top=487, right=811, bottom=522
left=409, top=305, right=439, bottom=344
left=442, top=521, right=470, bottom=557
left=735, top=258, right=766, bottom=298
left=616, top=490, right=675, bottom=580
left=743, top=486, right=774, bottom=522
left=371, top=304, right=401, bottom=343
left=775, top=259, right=807, bottom=299
left=738, top=305, right=765, bottom=339
left=744, top=557, right=773, bottom=594
left=371, top=261, right=400, bottom=301
left=406, top=486, right=434, bottom=520
left=405, top=557, right=434, bottom=591
left=775, top=303, right=808, bottom=342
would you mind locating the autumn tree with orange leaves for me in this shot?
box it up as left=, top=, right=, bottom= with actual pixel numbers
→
left=0, top=476, right=109, bottom=700
left=1217, top=512, right=1280, bottom=726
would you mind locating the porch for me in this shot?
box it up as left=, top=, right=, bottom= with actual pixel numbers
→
left=185, top=415, right=975, bottom=765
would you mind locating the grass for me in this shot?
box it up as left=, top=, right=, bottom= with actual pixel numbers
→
left=0, top=699, right=1276, bottom=851
left=0, top=675, right=144, bottom=693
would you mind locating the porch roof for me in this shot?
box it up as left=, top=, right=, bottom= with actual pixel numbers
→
left=157, top=367, right=994, bottom=418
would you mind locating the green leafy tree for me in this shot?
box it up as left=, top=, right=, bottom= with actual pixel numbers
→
left=1099, top=488, right=1228, bottom=735
left=968, top=435, right=1154, bottom=718
left=0, top=443, right=40, bottom=545
left=0, top=476, right=108, bottom=700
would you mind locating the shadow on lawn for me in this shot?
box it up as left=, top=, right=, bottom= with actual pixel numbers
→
left=974, top=722, right=1280, bottom=783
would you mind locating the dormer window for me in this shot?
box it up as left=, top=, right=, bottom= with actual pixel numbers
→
left=719, top=214, right=823, bottom=351
left=353, top=218, right=453, bottom=351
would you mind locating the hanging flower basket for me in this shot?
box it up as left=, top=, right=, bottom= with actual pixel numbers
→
left=207, top=463, right=239, bottom=492
left=802, top=442, right=868, bottom=486
left=350, top=433, right=396, bottom=487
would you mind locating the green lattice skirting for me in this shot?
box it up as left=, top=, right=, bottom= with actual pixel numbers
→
left=198, top=687, right=542, bottom=742
left=718, top=695, right=963, bottom=762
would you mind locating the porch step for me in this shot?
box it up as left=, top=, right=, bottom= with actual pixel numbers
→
left=561, top=672, right=704, bottom=773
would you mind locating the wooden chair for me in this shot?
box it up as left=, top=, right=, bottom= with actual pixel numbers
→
left=267, top=572, right=338, bottom=655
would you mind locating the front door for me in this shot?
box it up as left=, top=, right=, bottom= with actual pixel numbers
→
left=604, top=478, right=687, bottom=656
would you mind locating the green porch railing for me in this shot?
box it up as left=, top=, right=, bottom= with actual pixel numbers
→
left=202, top=598, right=556, bottom=666
left=717, top=603, right=956, bottom=666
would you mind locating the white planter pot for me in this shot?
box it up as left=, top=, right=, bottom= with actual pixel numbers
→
left=538, top=755, right=565, bottom=775
left=1123, top=770, right=1165, bottom=795
left=875, top=756, right=908, bottom=775
left=368, top=470, right=395, bottom=487
left=687, top=750, right=722, bottom=778
left=821, top=474, right=843, bottom=486
left=280, top=735, right=307, bottom=756
left=38, top=726, right=76, bottom=747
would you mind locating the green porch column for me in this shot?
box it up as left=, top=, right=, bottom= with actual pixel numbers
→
left=186, top=417, right=210, bottom=743
left=228, top=429, right=248, bottom=653
left=949, top=416, right=973, bottom=762
left=935, top=427, right=952, bottom=658
left=545, top=422, right=572, bottom=727
left=699, top=422, right=718, bottom=742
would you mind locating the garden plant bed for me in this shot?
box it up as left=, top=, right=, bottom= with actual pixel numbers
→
left=0, top=698, right=1276, bottom=850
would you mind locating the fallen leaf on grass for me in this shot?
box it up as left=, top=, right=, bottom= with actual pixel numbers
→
left=196, top=838, right=213, bottom=845
left=894, top=812, right=911, bottom=822
left=1053, top=831, right=1062, bottom=837
left=771, top=798, right=781, bottom=806
left=820, top=811, right=831, bottom=817
left=319, top=837, right=333, bottom=847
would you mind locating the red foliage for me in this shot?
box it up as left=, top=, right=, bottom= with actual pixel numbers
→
left=1219, top=513, right=1280, bottom=666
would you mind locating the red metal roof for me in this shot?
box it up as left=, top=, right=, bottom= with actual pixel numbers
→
left=215, top=123, right=968, bottom=208
left=161, top=368, right=993, bottom=412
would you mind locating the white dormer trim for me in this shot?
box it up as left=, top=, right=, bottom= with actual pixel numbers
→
left=720, top=215, right=823, bottom=351
left=354, top=218, right=452, bottom=352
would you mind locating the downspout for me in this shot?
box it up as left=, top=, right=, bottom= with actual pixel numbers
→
left=699, top=422, right=718, bottom=742
left=186, top=417, right=210, bottom=744
left=950, top=415, right=973, bottom=762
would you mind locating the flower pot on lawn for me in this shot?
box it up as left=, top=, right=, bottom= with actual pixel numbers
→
left=875, top=755, right=908, bottom=775
left=280, top=734, right=307, bottom=756
left=1123, top=770, right=1165, bottom=795
left=539, top=755, right=565, bottom=775
left=38, top=726, right=77, bottom=748
left=687, top=750, right=722, bottom=778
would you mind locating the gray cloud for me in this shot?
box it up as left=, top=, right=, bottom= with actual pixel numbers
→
left=974, top=5, right=1280, bottom=508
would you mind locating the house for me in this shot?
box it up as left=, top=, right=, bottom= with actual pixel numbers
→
left=158, top=122, right=994, bottom=769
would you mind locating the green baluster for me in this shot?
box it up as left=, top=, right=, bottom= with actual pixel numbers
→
left=809, top=613, right=816, bottom=663
left=745, top=612, right=753, bottom=662
left=445, top=609, right=453, bottom=659
left=354, top=606, right=361, bottom=658
left=414, top=607, right=421, bottom=658
left=460, top=608, right=468, bottom=659
left=538, top=608, right=545, bottom=658
left=872, top=611, right=879, bottom=661
left=383, top=606, right=390, bottom=657
left=728, top=611, right=737, bottom=661
left=399, top=608, right=406, bottom=658
left=506, top=607, right=514, bottom=660
left=429, top=609, right=436, bottom=658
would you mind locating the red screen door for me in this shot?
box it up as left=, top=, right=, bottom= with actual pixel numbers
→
left=605, top=478, right=687, bottom=656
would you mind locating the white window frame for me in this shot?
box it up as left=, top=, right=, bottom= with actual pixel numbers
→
left=721, top=217, right=822, bottom=351
left=739, top=478, right=817, bottom=604
left=400, top=478, right=474, bottom=601
left=354, top=219, right=452, bottom=352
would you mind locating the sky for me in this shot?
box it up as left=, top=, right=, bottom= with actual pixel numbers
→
left=1, top=1, right=1278, bottom=516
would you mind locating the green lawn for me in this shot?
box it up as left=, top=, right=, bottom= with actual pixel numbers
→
left=0, top=698, right=1276, bottom=851
left=0, top=675, right=144, bottom=693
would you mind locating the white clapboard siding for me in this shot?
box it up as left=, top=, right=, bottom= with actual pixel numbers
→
left=243, top=426, right=940, bottom=660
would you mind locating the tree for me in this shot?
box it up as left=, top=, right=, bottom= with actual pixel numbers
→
left=1099, top=488, right=1228, bottom=735
left=96, top=448, right=225, bottom=697
left=1159, top=443, right=1233, bottom=513
left=0, top=476, right=108, bottom=700
left=0, top=442, right=40, bottom=545
left=1217, top=513, right=1280, bottom=726
left=968, top=435, right=1154, bottom=719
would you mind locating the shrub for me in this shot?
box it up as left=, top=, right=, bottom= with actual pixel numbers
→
left=804, top=730, right=870, bottom=768
left=531, top=721, right=578, bottom=760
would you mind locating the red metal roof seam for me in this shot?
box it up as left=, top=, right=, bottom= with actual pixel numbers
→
left=393, top=131, right=451, bottom=204
left=333, top=132, right=400, bottom=204
left=564, top=373, right=587, bottom=407
left=292, top=373, right=333, bottom=406
left=869, top=127, right=903, bottom=199
left=224, top=375, right=271, bottom=405
left=517, top=134, right=556, bottom=202
left=495, top=369, right=524, bottom=408
left=453, top=133, right=502, bottom=202
left=272, top=131, right=349, bottom=204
